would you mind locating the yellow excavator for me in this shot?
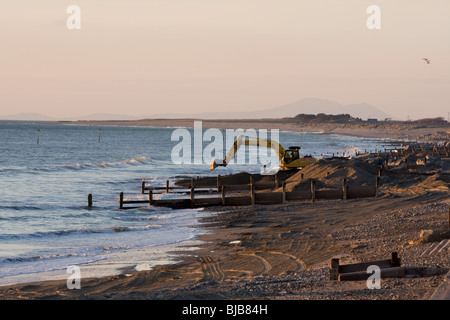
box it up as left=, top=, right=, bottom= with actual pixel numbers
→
left=210, top=135, right=317, bottom=171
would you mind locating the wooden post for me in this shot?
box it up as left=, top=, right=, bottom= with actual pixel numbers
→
left=282, top=182, right=286, bottom=203
left=149, top=190, right=153, bottom=205
left=375, top=176, right=380, bottom=197
left=190, top=186, right=195, bottom=208
left=251, top=183, right=255, bottom=206
left=221, top=186, right=226, bottom=206
left=88, top=194, right=92, bottom=207
left=119, top=192, right=124, bottom=209
left=141, top=181, right=145, bottom=194
left=391, top=252, right=400, bottom=267
left=342, top=178, right=347, bottom=200
left=166, top=180, right=169, bottom=193
left=191, top=178, right=195, bottom=189
left=311, top=180, right=315, bottom=202
left=330, top=258, right=339, bottom=280
left=275, top=174, right=279, bottom=189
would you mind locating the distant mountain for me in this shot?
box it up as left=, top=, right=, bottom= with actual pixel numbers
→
left=1, top=98, right=391, bottom=121
left=0, top=113, right=57, bottom=121
left=0, top=113, right=140, bottom=121
left=266, top=98, right=392, bottom=120
left=144, top=98, right=391, bottom=120
left=74, top=113, right=140, bottom=121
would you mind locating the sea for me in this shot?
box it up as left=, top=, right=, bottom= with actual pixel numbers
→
left=0, top=121, right=396, bottom=286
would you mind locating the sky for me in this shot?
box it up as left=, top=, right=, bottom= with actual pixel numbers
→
left=0, top=0, right=449, bottom=120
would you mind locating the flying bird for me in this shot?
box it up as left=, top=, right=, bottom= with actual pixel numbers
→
left=422, top=58, right=431, bottom=64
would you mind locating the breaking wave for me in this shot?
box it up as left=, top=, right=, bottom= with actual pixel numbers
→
left=0, top=223, right=160, bottom=241
left=63, top=156, right=148, bottom=170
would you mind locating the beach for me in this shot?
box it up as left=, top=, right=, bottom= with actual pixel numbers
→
left=0, top=193, right=448, bottom=300
left=0, top=120, right=449, bottom=301
left=67, top=118, right=450, bottom=141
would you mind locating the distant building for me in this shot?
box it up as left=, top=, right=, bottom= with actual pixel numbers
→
left=367, top=118, right=378, bottom=123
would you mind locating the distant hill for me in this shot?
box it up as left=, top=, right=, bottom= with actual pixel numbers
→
left=74, top=113, right=140, bottom=121
left=144, top=98, right=391, bottom=120
left=1, top=98, right=391, bottom=121
left=0, top=113, right=140, bottom=121
left=0, top=113, right=57, bottom=121
left=268, top=98, right=391, bottom=120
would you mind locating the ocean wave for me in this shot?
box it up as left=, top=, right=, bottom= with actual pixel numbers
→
left=0, top=224, right=160, bottom=240
left=63, top=156, right=148, bottom=170
left=0, top=205, right=44, bottom=211
left=0, top=156, right=149, bottom=175
left=0, top=204, right=93, bottom=213
left=2, top=253, right=74, bottom=264
left=343, top=146, right=363, bottom=155
left=0, top=251, right=103, bottom=267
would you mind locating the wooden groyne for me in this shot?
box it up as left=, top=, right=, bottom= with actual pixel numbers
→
left=330, top=252, right=401, bottom=281
left=118, top=176, right=379, bottom=210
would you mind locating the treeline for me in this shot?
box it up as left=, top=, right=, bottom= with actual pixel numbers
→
left=293, top=113, right=362, bottom=123
left=291, top=114, right=449, bottom=125
left=411, top=117, right=448, bottom=125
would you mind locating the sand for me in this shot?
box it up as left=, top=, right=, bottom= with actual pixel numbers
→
left=0, top=120, right=449, bottom=301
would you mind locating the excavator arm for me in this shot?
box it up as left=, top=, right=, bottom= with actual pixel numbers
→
left=210, top=135, right=285, bottom=171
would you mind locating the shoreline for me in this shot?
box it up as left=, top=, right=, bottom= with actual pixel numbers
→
left=52, top=118, right=450, bottom=142
left=0, top=238, right=206, bottom=288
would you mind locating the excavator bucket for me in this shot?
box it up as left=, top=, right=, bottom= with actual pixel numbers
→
left=210, top=158, right=226, bottom=171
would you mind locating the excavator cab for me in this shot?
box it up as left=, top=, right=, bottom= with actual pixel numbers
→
left=283, top=147, right=300, bottom=164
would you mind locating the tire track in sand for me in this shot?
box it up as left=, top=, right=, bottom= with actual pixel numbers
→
left=237, top=251, right=305, bottom=276
left=200, top=256, right=225, bottom=282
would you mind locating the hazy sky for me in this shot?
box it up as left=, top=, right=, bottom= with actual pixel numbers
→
left=1, top=0, right=449, bottom=120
